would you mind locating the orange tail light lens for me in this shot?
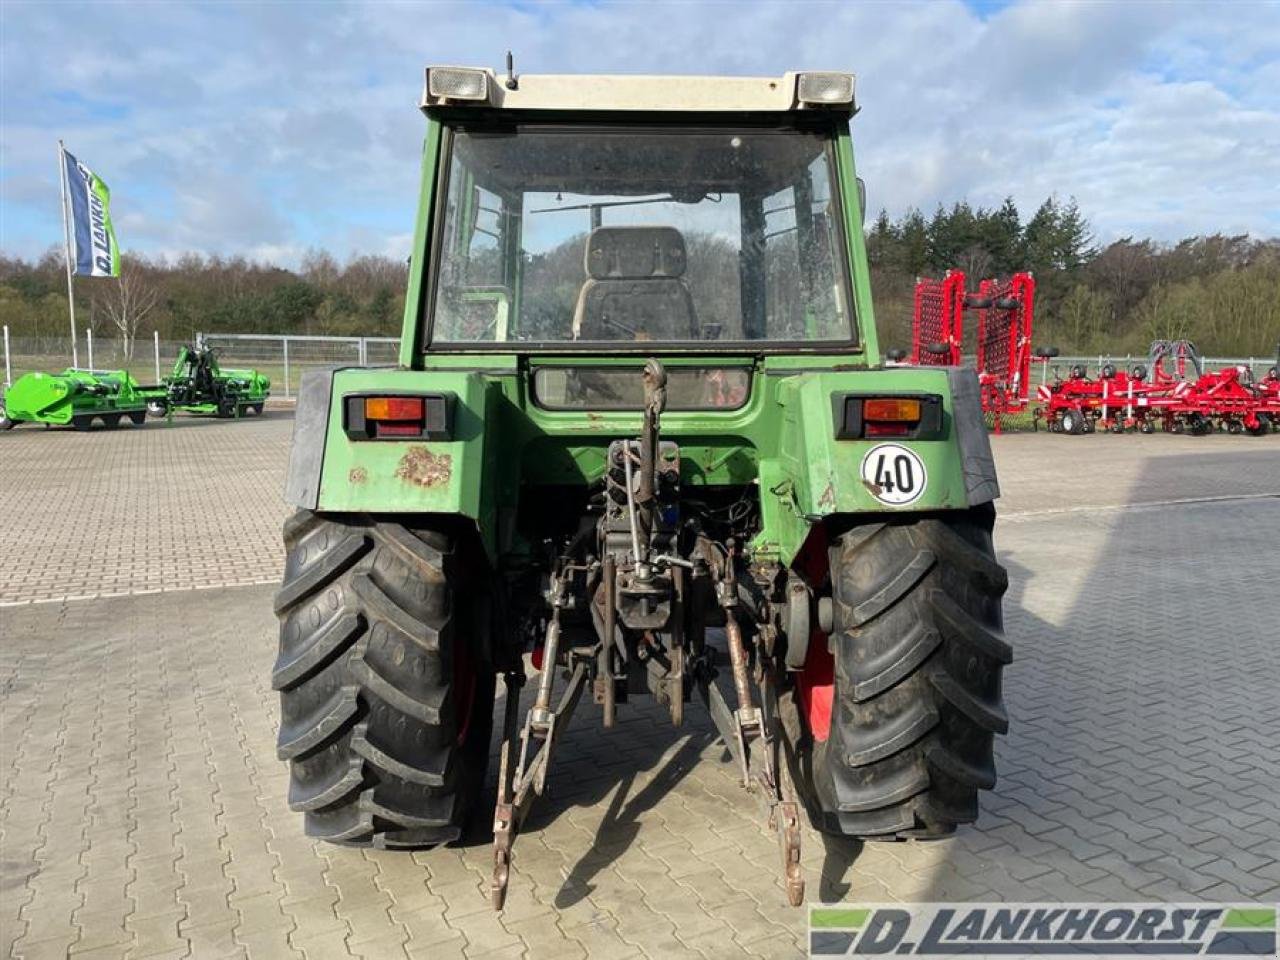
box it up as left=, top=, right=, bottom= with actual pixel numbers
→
left=864, top=398, right=922, bottom=422
left=366, top=396, right=425, bottom=421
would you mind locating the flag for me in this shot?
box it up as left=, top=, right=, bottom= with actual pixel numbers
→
left=62, top=148, right=120, bottom=277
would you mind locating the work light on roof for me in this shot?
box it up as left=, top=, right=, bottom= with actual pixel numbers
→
left=427, top=66, right=490, bottom=102
left=796, top=72, right=854, bottom=106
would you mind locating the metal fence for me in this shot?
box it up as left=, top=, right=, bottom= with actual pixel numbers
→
left=4, top=327, right=1275, bottom=395
left=0, top=329, right=401, bottom=397
left=3, top=329, right=186, bottom=388
left=197, top=333, right=400, bottom=398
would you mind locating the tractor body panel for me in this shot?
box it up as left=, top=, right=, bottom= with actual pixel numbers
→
left=290, top=359, right=995, bottom=565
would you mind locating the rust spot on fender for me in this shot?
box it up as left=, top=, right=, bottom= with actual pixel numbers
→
left=395, top=446, right=452, bottom=488
left=348, top=467, right=368, bottom=485
left=862, top=478, right=883, bottom=497
left=817, top=480, right=837, bottom=510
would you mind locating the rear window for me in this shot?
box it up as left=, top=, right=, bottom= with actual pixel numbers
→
left=532, top=367, right=751, bottom=410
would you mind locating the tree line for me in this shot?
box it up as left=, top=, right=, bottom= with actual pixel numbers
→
left=0, top=250, right=408, bottom=356
left=2, top=195, right=1277, bottom=359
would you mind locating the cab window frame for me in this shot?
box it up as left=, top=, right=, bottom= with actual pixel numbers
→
left=420, top=114, right=861, bottom=355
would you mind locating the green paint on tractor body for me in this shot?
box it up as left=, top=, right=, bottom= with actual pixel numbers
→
left=313, top=358, right=982, bottom=565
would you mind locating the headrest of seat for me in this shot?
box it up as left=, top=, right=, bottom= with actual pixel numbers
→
left=584, top=226, right=687, bottom=280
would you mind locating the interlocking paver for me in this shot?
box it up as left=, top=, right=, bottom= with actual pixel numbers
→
left=2, top=420, right=1278, bottom=960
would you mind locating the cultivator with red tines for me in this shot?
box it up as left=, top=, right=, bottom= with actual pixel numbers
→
left=973, top=272, right=1036, bottom=432
left=1034, top=340, right=1280, bottom=436
left=909, top=270, right=1038, bottom=430
left=910, top=270, right=965, bottom=366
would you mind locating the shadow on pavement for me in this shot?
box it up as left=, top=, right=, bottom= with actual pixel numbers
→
left=552, top=732, right=714, bottom=907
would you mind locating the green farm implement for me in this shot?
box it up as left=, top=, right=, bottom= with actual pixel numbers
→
left=272, top=66, right=1010, bottom=909
left=1, top=343, right=269, bottom=430
left=1, top=368, right=152, bottom=430
left=147, top=343, right=271, bottom=418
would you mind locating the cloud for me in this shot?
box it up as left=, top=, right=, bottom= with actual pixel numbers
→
left=1, top=0, right=1277, bottom=266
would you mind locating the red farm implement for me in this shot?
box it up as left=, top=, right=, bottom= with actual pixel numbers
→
left=911, top=270, right=965, bottom=366
left=973, top=273, right=1036, bottom=431
left=909, top=270, right=1038, bottom=430
left=1034, top=339, right=1280, bottom=436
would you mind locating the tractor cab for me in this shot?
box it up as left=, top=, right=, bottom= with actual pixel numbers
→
left=407, top=67, right=870, bottom=362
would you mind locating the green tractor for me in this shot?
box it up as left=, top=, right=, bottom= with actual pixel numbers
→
left=273, top=66, right=1010, bottom=908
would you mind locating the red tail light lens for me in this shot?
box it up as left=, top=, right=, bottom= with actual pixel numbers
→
left=866, top=423, right=912, bottom=437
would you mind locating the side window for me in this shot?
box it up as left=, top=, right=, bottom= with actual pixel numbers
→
left=803, top=154, right=846, bottom=339
left=466, top=185, right=504, bottom=286
left=436, top=167, right=512, bottom=341
left=760, top=156, right=847, bottom=342
left=762, top=186, right=802, bottom=339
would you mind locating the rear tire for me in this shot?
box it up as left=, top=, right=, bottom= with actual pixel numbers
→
left=273, top=510, right=495, bottom=848
left=0, top=402, right=14, bottom=430
left=804, top=506, right=1011, bottom=839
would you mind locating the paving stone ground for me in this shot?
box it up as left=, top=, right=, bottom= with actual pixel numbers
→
left=1, top=419, right=1278, bottom=959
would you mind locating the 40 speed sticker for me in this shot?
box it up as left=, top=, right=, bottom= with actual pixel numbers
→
left=860, top=443, right=927, bottom=506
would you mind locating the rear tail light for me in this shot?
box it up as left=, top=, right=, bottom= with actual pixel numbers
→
left=344, top=393, right=454, bottom=441
left=835, top=393, right=942, bottom=440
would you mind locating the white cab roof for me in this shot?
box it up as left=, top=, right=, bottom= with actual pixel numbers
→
left=421, top=69, right=856, bottom=115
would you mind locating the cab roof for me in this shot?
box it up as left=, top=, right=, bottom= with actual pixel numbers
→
left=420, top=67, right=856, bottom=116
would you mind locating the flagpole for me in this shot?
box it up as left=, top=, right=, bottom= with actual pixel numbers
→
left=57, top=139, right=79, bottom=369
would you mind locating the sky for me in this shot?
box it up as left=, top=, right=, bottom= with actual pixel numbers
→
left=2, top=0, right=1278, bottom=268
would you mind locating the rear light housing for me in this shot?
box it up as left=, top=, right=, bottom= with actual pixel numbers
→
left=834, top=393, right=943, bottom=440
left=344, top=392, right=455, bottom=441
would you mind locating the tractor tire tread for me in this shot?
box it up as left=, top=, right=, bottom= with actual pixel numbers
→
left=805, top=505, right=1009, bottom=840
left=271, top=610, right=363, bottom=691
left=273, top=509, right=492, bottom=849
left=273, top=530, right=371, bottom=614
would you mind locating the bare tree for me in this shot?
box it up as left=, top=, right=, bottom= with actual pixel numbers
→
left=102, top=257, right=159, bottom=360
left=957, top=244, right=993, bottom=283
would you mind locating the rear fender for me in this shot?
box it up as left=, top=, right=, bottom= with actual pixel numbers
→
left=285, top=367, right=492, bottom=546
left=755, top=366, right=998, bottom=563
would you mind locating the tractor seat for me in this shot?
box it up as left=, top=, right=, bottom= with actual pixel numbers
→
left=573, top=226, right=697, bottom=341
